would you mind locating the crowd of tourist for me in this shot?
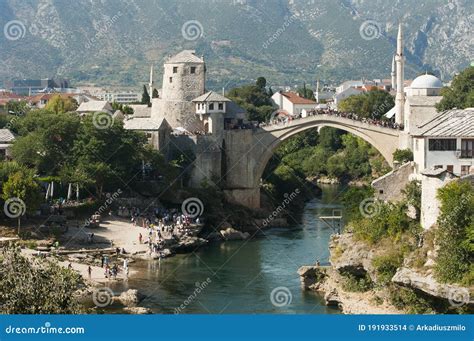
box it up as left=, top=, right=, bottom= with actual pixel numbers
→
left=263, top=108, right=404, bottom=130
left=118, top=206, right=203, bottom=257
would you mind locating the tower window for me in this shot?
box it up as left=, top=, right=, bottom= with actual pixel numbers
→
left=209, top=103, right=214, bottom=110
left=190, top=67, right=196, bottom=74
left=218, top=103, right=223, bottom=110
left=173, top=67, right=178, bottom=73
left=169, top=77, right=173, bottom=83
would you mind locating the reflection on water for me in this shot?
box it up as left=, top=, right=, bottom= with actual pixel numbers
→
left=112, top=185, right=344, bottom=314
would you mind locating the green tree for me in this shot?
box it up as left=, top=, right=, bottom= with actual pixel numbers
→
left=393, top=149, right=414, bottom=163
left=11, top=110, right=81, bottom=175
left=0, top=247, right=84, bottom=314
left=338, top=88, right=394, bottom=119
left=2, top=168, right=42, bottom=233
left=44, top=95, right=78, bottom=114
left=256, top=77, right=267, bottom=89
left=436, top=66, right=474, bottom=111
left=435, top=180, right=474, bottom=284
left=297, top=83, right=315, bottom=100
left=141, top=85, right=150, bottom=105
left=152, top=88, right=159, bottom=99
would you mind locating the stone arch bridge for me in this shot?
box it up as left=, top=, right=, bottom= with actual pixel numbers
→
left=219, top=114, right=402, bottom=208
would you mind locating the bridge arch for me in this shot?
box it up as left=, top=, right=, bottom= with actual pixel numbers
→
left=222, top=114, right=401, bottom=209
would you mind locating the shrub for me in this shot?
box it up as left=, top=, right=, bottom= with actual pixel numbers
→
left=373, top=252, right=403, bottom=285
left=434, top=181, right=474, bottom=283
left=389, top=286, right=435, bottom=314
left=341, top=272, right=373, bottom=292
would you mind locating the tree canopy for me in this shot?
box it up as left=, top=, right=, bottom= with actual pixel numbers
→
left=338, top=88, right=394, bottom=119
left=436, top=66, right=474, bottom=111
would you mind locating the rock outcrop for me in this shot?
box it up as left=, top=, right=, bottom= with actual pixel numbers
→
left=124, top=306, right=152, bottom=314
left=392, top=267, right=474, bottom=306
left=297, top=265, right=327, bottom=290
left=220, top=227, right=250, bottom=241
left=114, top=289, right=141, bottom=307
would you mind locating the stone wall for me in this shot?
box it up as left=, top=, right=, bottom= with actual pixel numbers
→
left=372, top=162, right=415, bottom=202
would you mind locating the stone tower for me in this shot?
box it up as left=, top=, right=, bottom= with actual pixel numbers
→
left=395, top=23, right=405, bottom=125
left=151, top=50, right=206, bottom=130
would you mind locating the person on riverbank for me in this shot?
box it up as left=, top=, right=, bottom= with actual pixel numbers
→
left=88, top=265, right=92, bottom=279
left=139, top=233, right=143, bottom=244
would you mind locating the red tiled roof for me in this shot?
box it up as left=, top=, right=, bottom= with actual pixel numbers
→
left=281, top=92, right=316, bottom=105
left=29, top=93, right=74, bottom=104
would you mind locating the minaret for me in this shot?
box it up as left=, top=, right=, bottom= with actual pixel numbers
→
left=315, top=79, right=320, bottom=103
left=391, top=55, right=396, bottom=90
left=149, top=65, right=154, bottom=99
left=395, top=23, right=405, bottom=125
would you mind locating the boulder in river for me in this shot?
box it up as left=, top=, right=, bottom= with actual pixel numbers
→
left=297, top=265, right=327, bottom=290
left=220, top=227, right=250, bottom=241
left=124, top=306, right=152, bottom=314
left=114, top=289, right=142, bottom=307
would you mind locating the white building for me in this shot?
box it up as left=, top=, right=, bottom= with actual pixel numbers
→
left=412, top=108, right=474, bottom=176
left=271, top=91, right=317, bottom=116
left=76, top=100, right=113, bottom=115
left=0, top=129, right=15, bottom=159
left=333, top=87, right=364, bottom=108
left=97, top=91, right=140, bottom=104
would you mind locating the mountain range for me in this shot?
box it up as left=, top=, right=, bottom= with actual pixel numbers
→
left=0, top=0, right=472, bottom=90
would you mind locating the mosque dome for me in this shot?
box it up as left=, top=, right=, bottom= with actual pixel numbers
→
left=410, top=74, right=443, bottom=89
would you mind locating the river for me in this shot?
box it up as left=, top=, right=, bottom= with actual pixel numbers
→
left=112, top=185, right=345, bottom=314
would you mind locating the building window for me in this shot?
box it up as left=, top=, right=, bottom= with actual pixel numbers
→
left=461, top=165, right=470, bottom=176
left=218, top=102, right=224, bottom=110
left=169, top=77, right=173, bottom=83
left=428, top=139, right=457, bottom=151
left=446, top=165, right=454, bottom=172
left=190, top=67, right=196, bottom=74
left=173, top=67, right=178, bottom=73
left=209, top=103, right=214, bottom=110
left=434, top=165, right=443, bottom=169
left=461, top=139, right=474, bottom=158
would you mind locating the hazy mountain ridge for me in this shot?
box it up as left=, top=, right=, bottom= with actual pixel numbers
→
left=0, top=0, right=472, bottom=89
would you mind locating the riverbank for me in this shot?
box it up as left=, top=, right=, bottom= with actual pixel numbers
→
left=298, top=232, right=474, bottom=314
